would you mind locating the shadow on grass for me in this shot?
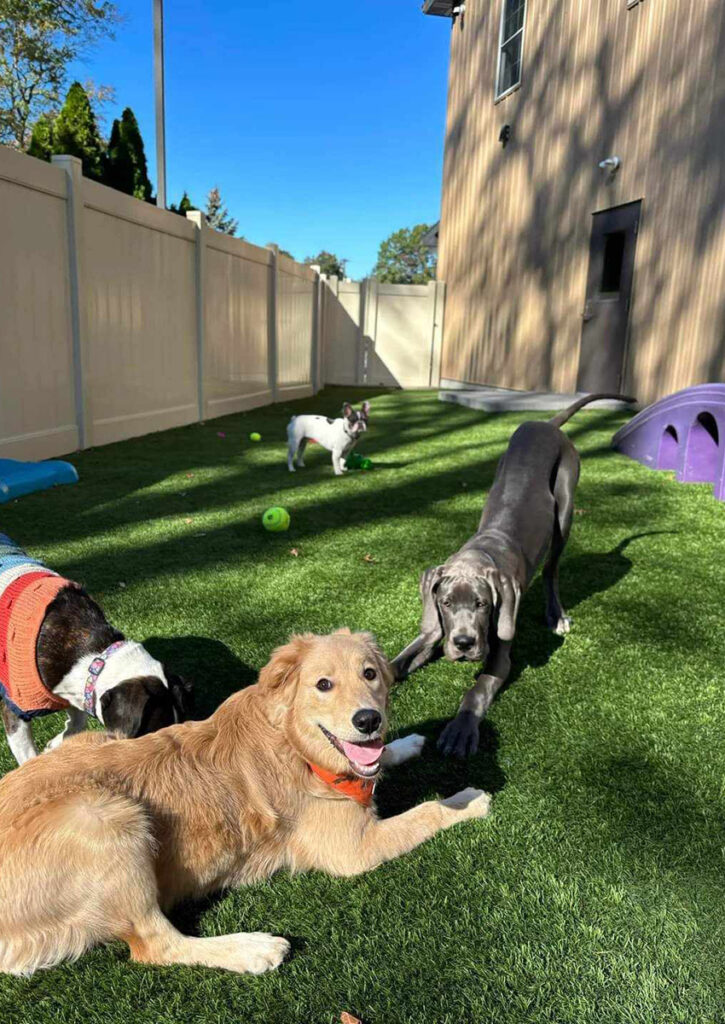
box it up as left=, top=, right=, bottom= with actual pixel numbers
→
left=376, top=717, right=506, bottom=819
left=143, top=635, right=257, bottom=719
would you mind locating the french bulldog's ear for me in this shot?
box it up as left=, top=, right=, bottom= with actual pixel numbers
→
left=167, top=672, right=194, bottom=721
left=342, top=402, right=354, bottom=419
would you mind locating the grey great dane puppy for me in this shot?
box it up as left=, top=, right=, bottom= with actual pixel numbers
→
left=392, top=393, right=633, bottom=757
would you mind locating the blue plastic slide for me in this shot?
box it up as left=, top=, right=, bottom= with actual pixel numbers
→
left=0, top=459, right=78, bottom=503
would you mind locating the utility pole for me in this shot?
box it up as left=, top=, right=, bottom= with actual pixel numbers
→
left=153, top=0, right=167, bottom=209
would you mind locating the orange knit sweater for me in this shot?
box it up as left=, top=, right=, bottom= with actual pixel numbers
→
left=0, top=572, right=73, bottom=720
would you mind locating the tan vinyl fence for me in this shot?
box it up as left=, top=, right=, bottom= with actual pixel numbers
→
left=321, top=277, right=445, bottom=390
left=0, top=145, right=442, bottom=461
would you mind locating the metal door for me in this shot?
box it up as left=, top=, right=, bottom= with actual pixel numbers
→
left=577, top=200, right=641, bottom=392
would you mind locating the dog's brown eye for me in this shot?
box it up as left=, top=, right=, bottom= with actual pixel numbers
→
left=363, top=667, right=376, bottom=681
left=316, top=678, right=333, bottom=692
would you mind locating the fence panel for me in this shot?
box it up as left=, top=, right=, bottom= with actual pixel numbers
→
left=371, top=281, right=444, bottom=388
left=323, top=279, right=361, bottom=385
left=204, top=231, right=272, bottom=416
left=277, top=255, right=314, bottom=398
left=321, top=278, right=443, bottom=389
left=0, top=147, right=445, bottom=465
left=83, top=180, right=198, bottom=446
left=0, top=147, right=78, bottom=459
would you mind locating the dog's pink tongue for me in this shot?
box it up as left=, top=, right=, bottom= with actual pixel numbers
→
left=340, top=738, right=384, bottom=765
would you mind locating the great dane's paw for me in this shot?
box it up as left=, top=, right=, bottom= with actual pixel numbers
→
left=441, top=787, right=491, bottom=820
left=437, top=711, right=480, bottom=758
left=383, top=733, right=425, bottom=767
left=553, top=615, right=572, bottom=636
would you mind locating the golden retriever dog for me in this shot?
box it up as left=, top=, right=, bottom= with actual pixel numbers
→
left=0, top=629, right=491, bottom=976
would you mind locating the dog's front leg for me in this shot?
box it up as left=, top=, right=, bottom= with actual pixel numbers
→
left=438, top=642, right=512, bottom=758
left=380, top=732, right=425, bottom=767
left=303, top=789, right=491, bottom=877
left=1, top=703, right=38, bottom=765
left=332, top=449, right=346, bottom=475
left=391, top=634, right=442, bottom=681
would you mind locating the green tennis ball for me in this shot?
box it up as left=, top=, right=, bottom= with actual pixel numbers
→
left=360, top=458, right=373, bottom=471
left=262, top=506, right=290, bottom=532
left=249, top=432, right=261, bottom=442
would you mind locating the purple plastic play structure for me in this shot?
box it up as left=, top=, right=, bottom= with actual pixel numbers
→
left=612, top=383, right=725, bottom=500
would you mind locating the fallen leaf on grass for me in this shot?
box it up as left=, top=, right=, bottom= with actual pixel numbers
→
left=574, top=508, right=587, bottom=516
left=290, top=548, right=300, bottom=557
left=363, top=554, right=375, bottom=563
left=341, top=1014, right=363, bottom=1024
left=118, top=582, right=126, bottom=588
left=184, top=518, right=193, bottom=524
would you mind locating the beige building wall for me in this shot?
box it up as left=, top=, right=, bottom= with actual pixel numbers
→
left=438, top=0, right=725, bottom=405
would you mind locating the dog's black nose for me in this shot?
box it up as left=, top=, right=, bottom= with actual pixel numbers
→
left=352, top=708, right=382, bottom=735
left=453, top=634, right=475, bottom=651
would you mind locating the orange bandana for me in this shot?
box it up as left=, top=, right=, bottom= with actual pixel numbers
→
left=307, top=762, right=376, bottom=807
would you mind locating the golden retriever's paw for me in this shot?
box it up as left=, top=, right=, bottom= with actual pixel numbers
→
left=224, top=932, right=291, bottom=974
left=382, top=733, right=425, bottom=767
left=441, top=787, right=492, bottom=820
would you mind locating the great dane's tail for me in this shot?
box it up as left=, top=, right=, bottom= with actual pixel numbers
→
left=549, top=393, right=636, bottom=429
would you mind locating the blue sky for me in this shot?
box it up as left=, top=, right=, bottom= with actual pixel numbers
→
left=70, top=0, right=451, bottom=279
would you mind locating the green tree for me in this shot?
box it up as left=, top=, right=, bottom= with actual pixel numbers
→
left=105, top=106, right=153, bottom=201
left=303, top=250, right=345, bottom=278
left=205, top=186, right=238, bottom=236
left=0, top=0, right=118, bottom=150
left=26, top=108, right=53, bottom=158
left=170, top=191, right=196, bottom=216
left=372, top=223, right=437, bottom=284
left=51, top=80, right=105, bottom=179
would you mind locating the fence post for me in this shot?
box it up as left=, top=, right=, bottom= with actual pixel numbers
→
left=360, top=277, right=379, bottom=386
left=267, top=244, right=279, bottom=402
left=52, top=155, right=88, bottom=449
left=186, top=210, right=206, bottom=420
left=428, top=280, right=446, bottom=387
left=309, top=266, right=321, bottom=393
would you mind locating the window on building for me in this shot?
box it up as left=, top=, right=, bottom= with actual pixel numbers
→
left=600, top=232, right=626, bottom=294
left=495, top=0, right=527, bottom=100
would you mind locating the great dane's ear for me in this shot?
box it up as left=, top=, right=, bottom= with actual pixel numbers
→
left=342, top=402, right=354, bottom=419
left=419, top=565, right=445, bottom=639
left=491, top=572, right=521, bottom=642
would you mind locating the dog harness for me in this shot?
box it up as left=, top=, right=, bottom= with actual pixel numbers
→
left=307, top=761, right=376, bottom=807
left=0, top=534, right=74, bottom=721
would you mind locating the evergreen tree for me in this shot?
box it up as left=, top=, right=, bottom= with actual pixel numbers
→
left=204, top=186, right=238, bottom=236
left=170, top=191, right=196, bottom=216
left=51, top=81, right=105, bottom=180
left=104, top=107, right=153, bottom=201
left=27, top=112, right=55, bottom=160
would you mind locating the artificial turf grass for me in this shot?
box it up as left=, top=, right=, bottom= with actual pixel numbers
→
left=1, top=387, right=725, bottom=1023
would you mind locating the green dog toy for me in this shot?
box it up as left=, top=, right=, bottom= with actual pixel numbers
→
left=249, top=432, right=261, bottom=442
left=262, top=506, right=290, bottom=532
left=345, top=452, right=363, bottom=469
left=360, top=458, right=373, bottom=471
